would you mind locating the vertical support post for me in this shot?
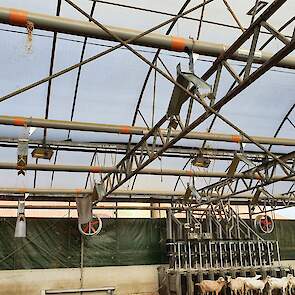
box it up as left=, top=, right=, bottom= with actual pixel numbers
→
left=199, top=242, right=203, bottom=269
left=175, top=272, right=182, bottom=295
left=151, top=200, right=161, bottom=218
left=166, top=209, right=174, bottom=269
left=229, top=242, right=233, bottom=267
left=238, top=241, right=243, bottom=268
left=219, top=242, right=223, bottom=268
left=266, top=241, right=272, bottom=266
left=248, top=241, right=253, bottom=267
left=209, top=242, right=213, bottom=269
left=166, top=209, right=173, bottom=240
left=186, top=272, right=194, bottom=295
left=174, top=243, right=177, bottom=269
left=248, top=202, right=254, bottom=229
left=188, top=241, right=192, bottom=270
left=258, top=241, right=262, bottom=266
left=80, top=236, right=84, bottom=290
left=184, top=243, right=188, bottom=270
left=236, top=213, right=241, bottom=240
left=276, top=241, right=281, bottom=267
left=177, top=243, right=181, bottom=270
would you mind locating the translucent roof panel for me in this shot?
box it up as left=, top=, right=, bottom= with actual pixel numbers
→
left=0, top=0, right=294, bottom=218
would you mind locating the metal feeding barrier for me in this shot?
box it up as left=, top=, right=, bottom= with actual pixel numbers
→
left=168, top=239, right=280, bottom=271
left=161, top=201, right=291, bottom=295
left=166, top=203, right=281, bottom=273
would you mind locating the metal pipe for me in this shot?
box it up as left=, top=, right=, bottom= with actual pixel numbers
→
left=1, top=7, right=295, bottom=69
left=1, top=116, right=295, bottom=146
left=0, top=161, right=294, bottom=181
left=0, top=137, right=290, bottom=163
left=0, top=187, right=294, bottom=204
left=44, top=287, right=115, bottom=294
left=8, top=194, right=273, bottom=206
left=0, top=203, right=203, bottom=211
left=222, top=0, right=245, bottom=33
left=1, top=195, right=292, bottom=206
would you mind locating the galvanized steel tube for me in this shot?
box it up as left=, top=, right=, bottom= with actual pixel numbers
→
left=0, top=162, right=294, bottom=181
left=0, top=7, right=295, bottom=69
left=1, top=116, right=295, bottom=146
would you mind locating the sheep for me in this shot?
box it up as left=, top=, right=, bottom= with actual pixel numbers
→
left=226, top=275, right=262, bottom=295
left=288, top=274, right=295, bottom=295
left=227, top=276, right=245, bottom=295
left=244, top=277, right=268, bottom=295
left=196, top=277, right=226, bottom=295
left=237, top=275, right=262, bottom=282
left=266, top=275, right=291, bottom=295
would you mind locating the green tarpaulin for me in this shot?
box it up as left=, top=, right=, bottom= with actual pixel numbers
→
left=0, top=217, right=294, bottom=270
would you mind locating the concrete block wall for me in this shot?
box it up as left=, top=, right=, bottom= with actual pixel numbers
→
left=0, top=265, right=160, bottom=295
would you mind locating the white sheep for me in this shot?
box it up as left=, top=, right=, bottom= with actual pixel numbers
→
left=288, top=274, right=295, bottom=295
left=227, top=276, right=245, bottom=295
left=237, top=275, right=262, bottom=282
left=196, top=277, right=226, bottom=295
left=266, top=275, right=291, bottom=295
left=244, top=277, right=268, bottom=295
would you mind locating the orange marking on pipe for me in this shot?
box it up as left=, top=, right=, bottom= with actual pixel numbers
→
left=187, top=170, right=194, bottom=176
left=120, top=126, right=131, bottom=134
left=75, top=189, right=82, bottom=194
left=255, top=174, right=262, bottom=180
left=17, top=188, right=27, bottom=194
left=9, top=9, right=28, bottom=26
left=90, top=166, right=101, bottom=173
left=171, top=37, right=186, bottom=52
left=231, top=135, right=242, bottom=143
left=13, top=117, right=26, bottom=126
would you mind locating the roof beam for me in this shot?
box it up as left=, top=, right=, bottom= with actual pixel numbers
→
left=0, top=6, right=294, bottom=69
left=1, top=116, right=295, bottom=146
left=0, top=188, right=294, bottom=207
left=0, top=137, right=290, bottom=162
left=0, top=162, right=294, bottom=181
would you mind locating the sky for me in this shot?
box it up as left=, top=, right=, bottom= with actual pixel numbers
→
left=0, top=0, right=294, bottom=218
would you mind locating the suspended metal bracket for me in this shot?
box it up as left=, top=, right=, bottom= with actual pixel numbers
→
left=32, top=146, right=54, bottom=160
left=184, top=184, right=203, bottom=204
left=76, top=194, right=92, bottom=224
left=17, top=139, right=28, bottom=176
left=15, top=200, right=26, bottom=238
left=227, top=152, right=256, bottom=177
left=93, top=182, right=106, bottom=202
left=166, top=63, right=212, bottom=118
left=191, top=151, right=211, bottom=168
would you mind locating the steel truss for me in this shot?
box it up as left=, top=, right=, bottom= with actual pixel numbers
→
left=0, top=0, right=294, bottom=211
left=185, top=151, right=295, bottom=208
left=71, top=0, right=294, bottom=204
